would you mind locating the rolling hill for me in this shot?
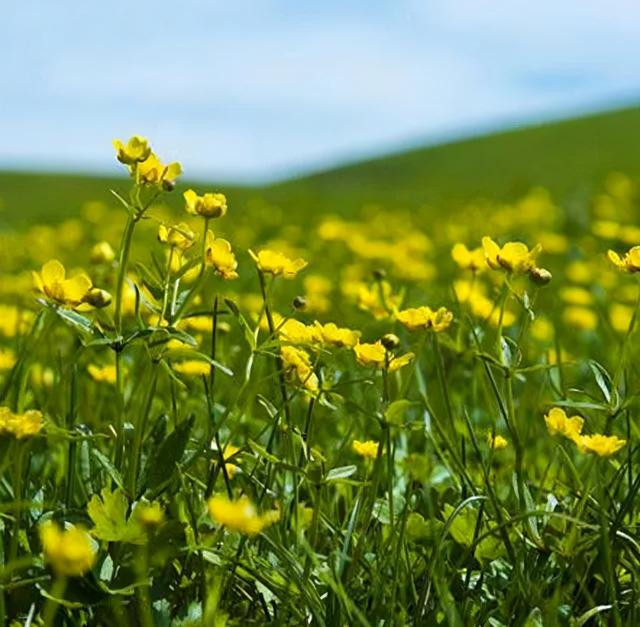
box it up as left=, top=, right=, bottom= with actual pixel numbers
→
left=1, top=105, right=639, bottom=231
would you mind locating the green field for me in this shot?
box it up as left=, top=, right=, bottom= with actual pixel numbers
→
left=2, top=105, right=640, bottom=625
left=3, top=105, right=640, bottom=230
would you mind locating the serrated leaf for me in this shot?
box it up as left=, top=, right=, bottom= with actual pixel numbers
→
left=87, top=487, right=145, bottom=544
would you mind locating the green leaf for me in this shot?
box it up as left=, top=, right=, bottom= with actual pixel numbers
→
left=248, top=439, right=281, bottom=464
left=325, top=465, right=357, bottom=482
left=384, top=399, right=416, bottom=425
left=87, top=487, right=145, bottom=544
left=442, top=502, right=477, bottom=548
left=141, top=415, right=195, bottom=495
left=52, top=307, right=104, bottom=342
left=91, top=449, right=125, bottom=490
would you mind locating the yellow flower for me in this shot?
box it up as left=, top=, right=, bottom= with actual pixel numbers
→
left=356, top=281, right=402, bottom=320
left=353, top=341, right=385, bottom=367
left=563, top=306, right=598, bottom=331
left=249, top=249, right=307, bottom=279
left=90, top=241, right=116, bottom=264
left=204, top=231, right=238, bottom=280
left=395, top=306, right=453, bottom=332
left=214, top=443, right=241, bottom=479
left=608, top=247, right=640, bottom=273
left=559, top=287, right=593, bottom=306
left=278, top=319, right=317, bottom=345
left=39, top=521, right=96, bottom=577
left=352, top=439, right=379, bottom=459
left=137, top=152, right=182, bottom=188
left=530, top=317, right=554, bottom=342
left=388, top=352, right=415, bottom=372
left=158, top=223, right=195, bottom=251
left=353, top=341, right=414, bottom=371
left=574, top=434, right=626, bottom=457
left=184, top=189, right=228, bottom=219
left=280, top=346, right=318, bottom=393
left=87, top=364, right=116, bottom=385
left=112, top=136, right=151, bottom=164
left=0, top=348, right=16, bottom=370
left=313, top=322, right=361, bottom=348
left=487, top=433, right=508, bottom=450
left=482, top=236, right=541, bottom=274
left=207, top=495, right=279, bottom=535
left=544, top=407, right=584, bottom=441
left=451, top=243, right=486, bottom=271
left=0, top=305, right=33, bottom=338
left=134, top=502, right=165, bottom=528
left=33, top=260, right=92, bottom=306
left=172, top=360, right=211, bottom=377
left=0, top=406, right=43, bottom=439
left=610, top=303, right=634, bottom=333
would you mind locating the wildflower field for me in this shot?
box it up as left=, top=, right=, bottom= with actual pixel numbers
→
left=2, top=109, right=640, bottom=626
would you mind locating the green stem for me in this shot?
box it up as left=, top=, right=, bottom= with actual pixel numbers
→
left=114, top=210, right=138, bottom=335
left=41, top=576, right=67, bottom=627
left=128, top=365, right=159, bottom=497
left=9, top=444, right=25, bottom=563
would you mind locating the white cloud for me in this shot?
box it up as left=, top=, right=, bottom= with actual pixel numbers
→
left=1, top=0, right=639, bottom=180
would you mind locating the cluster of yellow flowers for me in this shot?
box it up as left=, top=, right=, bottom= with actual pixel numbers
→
left=0, top=406, right=43, bottom=438
left=113, top=136, right=181, bottom=189
left=544, top=407, right=626, bottom=457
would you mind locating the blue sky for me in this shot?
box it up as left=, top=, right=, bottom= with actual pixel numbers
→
left=2, top=0, right=640, bottom=182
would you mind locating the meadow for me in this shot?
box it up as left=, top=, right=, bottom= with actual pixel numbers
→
left=1, top=106, right=640, bottom=625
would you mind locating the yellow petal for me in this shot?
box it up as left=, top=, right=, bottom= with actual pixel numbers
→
left=62, top=274, right=92, bottom=302
left=41, top=260, right=66, bottom=285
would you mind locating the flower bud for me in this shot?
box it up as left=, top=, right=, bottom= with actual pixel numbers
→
left=372, top=268, right=387, bottom=281
left=381, top=333, right=400, bottom=350
left=292, top=296, right=307, bottom=310
left=83, top=288, right=112, bottom=308
left=90, top=241, right=115, bottom=264
left=529, top=267, right=552, bottom=286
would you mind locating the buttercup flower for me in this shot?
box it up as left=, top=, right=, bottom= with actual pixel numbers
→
left=487, top=433, right=508, bottom=450
left=33, top=260, right=92, bottom=306
left=0, top=348, right=16, bottom=370
left=87, top=364, right=117, bottom=385
left=396, top=306, right=453, bottom=332
left=158, top=223, right=196, bottom=251
left=608, top=246, right=640, bottom=273
left=172, top=360, right=211, bottom=377
left=90, top=241, right=116, bottom=264
left=482, top=237, right=541, bottom=274
left=208, top=495, right=279, bottom=535
left=353, top=341, right=414, bottom=371
left=250, top=249, right=307, bottom=278
left=544, top=407, right=584, bottom=442
left=137, top=152, right=182, bottom=188
left=134, top=502, right=166, bottom=528
left=40, top=521, right=96, bottom=576
left=451, top=243, right=486, bottom=272
left=352, top=439, right=379, bottom=459
left=574, top=434, right=626, bottom=457
left=184, top=189, right=228, bottom=219
left=0, top=406, right=43, bottom=438
left=205, top=230, right=239, bottom=280
left=281, top=346, right=319, bottom=393
left=313, top=322, right=361, bottom=348
left=112, top=136, right=151, bottom=165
